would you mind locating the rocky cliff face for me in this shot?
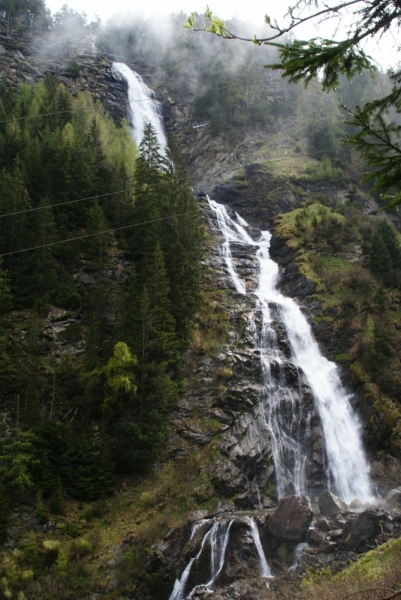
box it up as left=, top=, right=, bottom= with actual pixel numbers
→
left=166, top=199, right=328, bottom=511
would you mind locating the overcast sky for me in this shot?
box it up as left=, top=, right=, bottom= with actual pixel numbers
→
left=45, top=0, right=397, bottom=69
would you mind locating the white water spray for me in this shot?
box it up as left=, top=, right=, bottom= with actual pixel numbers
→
left=247, top=518, right=272, bottom=578
left=112, top=62, right=167, bottom=149
left=169, top=520, right=234, bottom=600
left=169, top=518, right=273, bottom=600
left=207, top=197, right=374, bottom=504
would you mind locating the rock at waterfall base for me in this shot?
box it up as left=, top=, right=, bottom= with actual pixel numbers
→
left=343, top=509, right=384, bottom=551
left=318, top=492, right=348, bottom=517
left=384, top=487, right=401, bottom=511
left=267, top=495, right=314, bottom=543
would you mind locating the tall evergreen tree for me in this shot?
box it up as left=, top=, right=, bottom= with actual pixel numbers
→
left=162, top=138, right=204, bottom=345
left=370, top=232, right=392, bottom=277
left=376, top=219, right=401, bottom=270
left=129, top=123, right=167, bottom=268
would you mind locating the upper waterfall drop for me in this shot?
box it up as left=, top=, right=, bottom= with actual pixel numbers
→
left=207, top=197, right=374, bottom=504
left=112, top=62, right=167, bottom=149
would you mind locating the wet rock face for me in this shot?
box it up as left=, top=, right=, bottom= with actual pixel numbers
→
left=266, top=495, right=313, bottom=543
left=166, top=202, right=329, bottom=508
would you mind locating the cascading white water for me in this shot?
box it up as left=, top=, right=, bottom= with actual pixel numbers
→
left=169, top=518, right=272, bottom=600
left=111, top=62, right=167, bottom=149
left=169, top=520, right=235, bottom=600
left=247, top=518, right=272, bottom=578
left=207, top=197, right=374, bottom=504
left=289, top=543, right=308, bottom=570
left=169, top=524, right=213, bottom=600
left=199, top=520, right=233, bottom=593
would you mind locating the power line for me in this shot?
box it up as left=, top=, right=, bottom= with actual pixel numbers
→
left=0, top=209, right=201, bottom=257
left=0, top=182, right=167, bottom=219
left=0, top=176, right=352, bottom=258
left=0, top=187, right=134, bottom=219
left=0, top=145, right=348, bottom=220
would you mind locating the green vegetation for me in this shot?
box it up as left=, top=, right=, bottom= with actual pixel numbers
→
left=295, top=537, right=401, bottom=600
left=0, top=78, right=205, bottom=540
left=0, top=452, right=216, bottom=600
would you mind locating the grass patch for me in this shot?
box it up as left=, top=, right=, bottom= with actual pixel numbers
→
left=295, top=538, right=401, bottom=600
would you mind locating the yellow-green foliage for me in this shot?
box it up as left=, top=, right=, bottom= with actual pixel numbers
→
left=299, top=538, right=401, bottom=600
left=214, top=366, right=233, bottom=380
left=71, top=537, right=92, bottom=557
left=67, top=91, right=138, bottom=179
left=42, top=539, right=61, bottom=552
left=192, top=287, right=230, bottom=355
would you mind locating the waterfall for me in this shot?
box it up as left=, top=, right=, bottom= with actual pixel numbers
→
left=289, top=543, right=309, bottom=570
left=169, top=520, right=234, bottom=600
left=169, top=524, right=213, bottom=600
left=207, top=197, right=374, bottom=504
left=112, top=62, right=167, bottom=149
left=247, top=518, right=272, bottom=578
left=170, top=518, right=272, bottom=599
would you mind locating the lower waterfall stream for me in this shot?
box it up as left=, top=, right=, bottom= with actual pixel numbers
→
left=209, top=197, right=373, bottom=503
left=168, top=197, right=374, bottom=599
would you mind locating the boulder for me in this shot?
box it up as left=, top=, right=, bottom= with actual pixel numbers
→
left=383, top=487, right=401, bottom=511
left=318, top=540, right=338, bottom=554
left=343, top=509, right=383, bottom=551
left=267, top=495, right=313, bottom=543
left=312, top=515, right=331, bottom=531
left=308, top=528, right=327, bottom=546
left=349, top=499, right=364, bottom=511
left=318, top=492, right=348, bottom=516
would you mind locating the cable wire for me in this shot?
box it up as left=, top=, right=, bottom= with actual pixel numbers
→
left=0, top=176, right=352, bottom=258
left=0, top=145, right=348, bottom=219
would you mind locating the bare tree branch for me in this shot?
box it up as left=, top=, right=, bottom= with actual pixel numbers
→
left=189, top=0, right=365, bottom=43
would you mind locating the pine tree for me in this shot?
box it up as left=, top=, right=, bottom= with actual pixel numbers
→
left=162, top=138, right=204, bottom=345
left=373, top=285, right=387, bottom=315
left=113, top=245, right=179, bottom=472
left=376, top=219, right=401, bottom=270
left=0, top=480, right=9, bottom=542
left=85, top=201, right=109, bottom=272
left=27, top=196, right=59, bottom=311
left=140, top=243, right=179, bottom=369
left=0, top=259, right=12, bottom=315
left=0, top=429, right=37, bottom=492
left=63, top=434, right=114, bottom=501
left=370, top=233, right=392, bottom=277
left=129, top=123, right=168, bottom=268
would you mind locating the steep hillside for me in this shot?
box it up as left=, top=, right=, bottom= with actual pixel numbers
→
left=1, top=10, right=401, bottom=600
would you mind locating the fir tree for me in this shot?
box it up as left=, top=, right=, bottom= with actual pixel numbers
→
left=63, top=434, right=114, bottom=501
left=0, top=429, right=37, bottom=492
left=139, top=243, right=179, bottom=369
left=370, top=233, right=392, bottom=277
left=376, top=219, right=401, bottom=270
left=162, top=138, right=204, bottom=345
left=0, top=480, right=9, bottom=542
left=129, top=123, right=167, bottom=268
